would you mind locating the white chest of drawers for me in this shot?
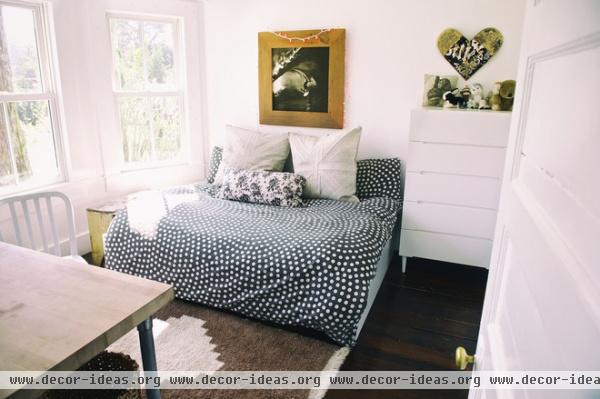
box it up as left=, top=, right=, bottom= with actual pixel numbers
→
left=399, top=108, right=511, bottom=270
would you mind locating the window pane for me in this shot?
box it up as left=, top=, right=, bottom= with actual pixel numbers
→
left=151, top=96, right=181, bottom=161
left=6, top=101, right=59, bottom=184
left=111, top=19, right=177, bottom=91
left=0, top=5, right=43, bottom=93
left=144, top=22, right=175, bottom=90
left=119, top=96, right=151, bottom=163
left=111, top=19, right=144, bottom=91
left=110, top=16, right=183, bottom=167
left=0, top=104, right=16, bottom=187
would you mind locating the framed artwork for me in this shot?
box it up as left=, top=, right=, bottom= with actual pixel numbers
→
left=422, top=74, right=459, bottom=107
left=258, top=29, right=345, bottom=129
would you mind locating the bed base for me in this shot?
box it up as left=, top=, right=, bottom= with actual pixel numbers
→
left=354, top=240, right=392, bottom=341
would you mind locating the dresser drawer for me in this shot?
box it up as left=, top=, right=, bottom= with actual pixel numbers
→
left=399, top=229, right=493, bottom=268
left=407, top=141, right=507, bottom=178
left=409, top=108, right=511, bottom=147
left=401, top=201, right=498, bottom=239
left=404, top=172, right=502, bottom=209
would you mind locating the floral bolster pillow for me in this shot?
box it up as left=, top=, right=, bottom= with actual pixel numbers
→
left=217, top=169, right=305, bottom=207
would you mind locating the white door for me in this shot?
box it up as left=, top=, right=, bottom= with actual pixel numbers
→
left=472, top=1, right=600, bottom=398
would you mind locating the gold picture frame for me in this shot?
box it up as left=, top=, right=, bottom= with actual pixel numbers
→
left=258, top=29, right=345, bottom=129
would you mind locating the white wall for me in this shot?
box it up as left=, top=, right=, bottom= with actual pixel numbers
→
left=1, top=0, right=525, bottom=255
left=203, top=0, right=525, bottom=160
left=0, top=0, right=208, bottom=254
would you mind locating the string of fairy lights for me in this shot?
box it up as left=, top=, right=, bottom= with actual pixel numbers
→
left=270, top=29, right=331, bottom=43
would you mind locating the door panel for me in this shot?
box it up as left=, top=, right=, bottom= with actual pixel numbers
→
left=518, top=156, right=600, bottom=288
left=503, top=189, right=599, bottom=369
left=520, top=45, right=600, bottom=218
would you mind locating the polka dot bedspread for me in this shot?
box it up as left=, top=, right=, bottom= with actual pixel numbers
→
left=105, top=183, right=401, bottom=345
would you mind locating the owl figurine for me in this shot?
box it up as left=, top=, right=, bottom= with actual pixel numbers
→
left=470, top=83, right=489, bottom=109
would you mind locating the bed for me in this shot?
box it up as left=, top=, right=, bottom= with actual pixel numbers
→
left=105, top=159, right=402, bottom=346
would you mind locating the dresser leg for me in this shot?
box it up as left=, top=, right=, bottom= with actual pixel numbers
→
left=138, top=318, right=160, bottom=399
left=402, top=256, right=408, bottom=274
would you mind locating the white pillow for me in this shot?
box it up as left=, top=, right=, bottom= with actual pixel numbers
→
left=214, top=125, right=290, bottom=184
left=289, top=127, right=362, bottom=201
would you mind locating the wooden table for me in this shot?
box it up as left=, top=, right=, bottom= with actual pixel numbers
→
left=0, top=242, right=174, bottom=399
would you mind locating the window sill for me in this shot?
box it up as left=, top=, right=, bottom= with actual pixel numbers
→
left=0, top=176, right=66, bottom=199
left=120, top=160, right=191, bottom=174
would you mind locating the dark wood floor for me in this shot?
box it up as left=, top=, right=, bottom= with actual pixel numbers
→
left=325, top=256, right=488, bottom=399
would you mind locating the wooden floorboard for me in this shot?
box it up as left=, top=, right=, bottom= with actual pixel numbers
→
left=325, top=256, right=488, bottom=399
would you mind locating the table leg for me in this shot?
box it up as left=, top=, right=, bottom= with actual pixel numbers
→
left=137, top=318, right=160, bottom=399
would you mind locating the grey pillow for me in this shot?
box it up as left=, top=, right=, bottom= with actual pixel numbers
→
left=218, top=169, right=305, bottom=207
left=356, top=158, right=403, bottom=200
left=214, top=125, right=290, bottom=184
left=207, top=146, right=223, bottom=184
left=289, top=127, right=361, bottom=201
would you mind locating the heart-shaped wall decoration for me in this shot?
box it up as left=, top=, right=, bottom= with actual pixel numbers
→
left=437, top=28, right=503, bottom=80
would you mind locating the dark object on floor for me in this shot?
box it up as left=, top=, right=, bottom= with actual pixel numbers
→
left=325, top=256, right=488, bottom=399
left=41, top=351, right=140, bottom=399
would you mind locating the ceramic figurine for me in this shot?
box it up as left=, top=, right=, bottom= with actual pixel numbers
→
left=442, top=89, right=466, bottom=108
left=460, top=85, right=471, bottom=101
left=467, top=98, right=476, bottom=109
left=500, top=80, right=516, bottom=111
left=459, top=86, right=471, bottom=109
left=490, top=81, right=502, bottom=111
left=470, top=83, right=488, bottom=109
left=478, top=98, right=490, bottom=109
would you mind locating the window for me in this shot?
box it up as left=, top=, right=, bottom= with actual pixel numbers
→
left=108, top=15, right=186, bottom=168
left=0, top=1, right=63, bottom=193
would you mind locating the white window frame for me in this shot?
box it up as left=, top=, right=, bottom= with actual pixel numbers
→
left=107, top=12, right=189, bottom=172
left=0, top=0, right=67, bottom=196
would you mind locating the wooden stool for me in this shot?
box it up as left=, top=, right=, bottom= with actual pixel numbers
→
left=86, top=199, right=127, bottom=266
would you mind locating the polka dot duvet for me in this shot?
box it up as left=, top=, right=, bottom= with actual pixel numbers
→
left=105, top=183, right=401, bottom=346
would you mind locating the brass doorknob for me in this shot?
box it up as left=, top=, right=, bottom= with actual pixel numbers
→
left=455, top=346, right=475, bottom=370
